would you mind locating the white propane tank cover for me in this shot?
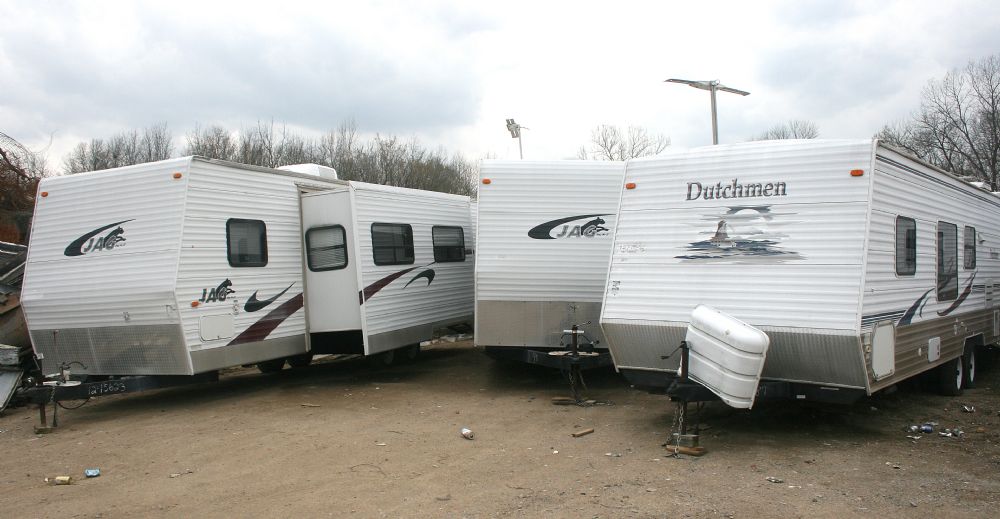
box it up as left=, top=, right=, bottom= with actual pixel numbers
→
left=278, top=163, right=338, bottom=180
left=684, top=305, right=770, bottom=409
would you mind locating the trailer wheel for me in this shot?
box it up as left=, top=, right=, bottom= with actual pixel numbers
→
left=936, top=356, right=964, bottom=396
left=962, top=346, right=976, bottom=389
left=367, top=350, right=395, bottom=368
left=403, top=344, right=421, bottom=362
left=287, top=353, right=314, bottom=368
left=257, top=358, right=286, bottom=374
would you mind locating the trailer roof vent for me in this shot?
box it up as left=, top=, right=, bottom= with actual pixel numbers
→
left=278, top=163, right=338, bottom=180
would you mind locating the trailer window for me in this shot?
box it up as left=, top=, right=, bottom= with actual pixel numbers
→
left=227, top=219, right=267, bottom=267
left=306, top=225, right=348, bottom=271
left=895, top=216, right=916, bottom=276
left=964, top=226, right=976, bottom=270
left=432, top=226, right=466, bottom=262
left=937, top=221, right=958, bottom=301
left=371, top=223, right=414, bottom=266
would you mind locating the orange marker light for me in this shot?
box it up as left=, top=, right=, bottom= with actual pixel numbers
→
left=40, top=191, right=49, bottom=197
left=191, top=301, right=200, bottom=307
left=173, top=172, right=183, bottom=179
left=482, top=178, right=492, bottom=185
left=625, top=182, right=637, bottom=190
left=850, top=169, right=864, bottom=177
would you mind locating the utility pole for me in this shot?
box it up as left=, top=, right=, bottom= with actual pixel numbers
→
left=665, top=79, right=750, bottom=145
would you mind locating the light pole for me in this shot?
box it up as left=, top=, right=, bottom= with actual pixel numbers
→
left=506, top=118, right=527, bottom=159
left=665, top=79, right=749, bottom=145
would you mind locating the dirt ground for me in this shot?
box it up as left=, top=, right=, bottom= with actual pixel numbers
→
left=2, top=341, right=999, bottom=518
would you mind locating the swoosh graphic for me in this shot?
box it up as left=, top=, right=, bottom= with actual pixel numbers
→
left=244, top=283, right=294, bottom=312
left=359, top=266, right=420, bottom=304
left=899, top=289, right=933, bottom=325
left=527, top=214, right=611, bottom=240
left=64, top=219, right=134, bottom=257
left=937, top=272, right=976, bottom=316
left=228, top=293, right=304, bottom=346
left=403, top=269, right=435, bottom=288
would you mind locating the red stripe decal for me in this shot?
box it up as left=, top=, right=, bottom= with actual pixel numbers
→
left=359, top=266, right=419, bottom=304
left=228, top=293, right=304, bottom=346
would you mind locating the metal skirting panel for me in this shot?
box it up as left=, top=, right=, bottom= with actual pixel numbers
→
left=366, top=314, right=473, bottom=354
left=476, top=300, right=608, bottom=349
left=30, top=324, right=191, bottom=376
left=602, top=319, right=866, bottom=388
left=869, top=309, right=995, bottom=392
left=190, top=334, right=307, bottom=373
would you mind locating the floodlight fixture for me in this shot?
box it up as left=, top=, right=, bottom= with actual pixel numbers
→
left=506, top=118, right=528, bottom=158
left=665, top=78, right=750, bottom=145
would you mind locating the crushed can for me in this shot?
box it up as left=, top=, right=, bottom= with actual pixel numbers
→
left=84, top=468, right=101, bottom=478
left=45, top=476, right=73, bottom=485
left=920, top=424, right=934, bottom=434
left=460, top=427, right=474, bottom=440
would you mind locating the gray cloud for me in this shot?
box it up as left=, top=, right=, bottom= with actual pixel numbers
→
left=0, top=4, right=488, bottom=141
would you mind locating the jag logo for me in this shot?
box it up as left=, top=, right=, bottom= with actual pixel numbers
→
left=199, top=279, right=236, bottom=303
left=528, top=214, right=612, bottom=240
left=64, top=220, right=134, bottom=257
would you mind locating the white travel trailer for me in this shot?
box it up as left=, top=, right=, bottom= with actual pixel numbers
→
left=20, top=157, right=473, bottom=378
left=600, top=139, right=998, bottom=402
left=301, top=182, right=474, bottom=365
left=475, top=160, right=625, bottom=364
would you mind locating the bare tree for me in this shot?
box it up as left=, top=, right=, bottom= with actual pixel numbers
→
left=752, top=120, right=819, bottom=140
left=1, top=132, right=49, bottom=243
left=577, top=124, right=670, bottom=160
left=63, top=123, right=174, bottom=173
left=878, top=54, right=1000, bottom=189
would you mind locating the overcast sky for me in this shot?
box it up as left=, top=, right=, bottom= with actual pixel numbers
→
left=2, top=0, right=1000, bottom=169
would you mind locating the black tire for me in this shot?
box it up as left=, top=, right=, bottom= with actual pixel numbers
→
left=287, top=353, right=314, bottom=369
left=257, top=358, right=286, bottom=374
left=403, top=344, right=421, bottom=362
left=367, top=349, right=395, bottom=368
left=937, top=356, right=964, bottom=396
left=962, top=346, right=977, bottom=389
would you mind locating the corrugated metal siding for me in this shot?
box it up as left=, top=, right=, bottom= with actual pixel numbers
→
left=861, top=146, right=1000, bottom=388
left=21, top=158, right=193, bottom=374
left=475, top=161, right=625, bottom=303
left=600, top=140, right=874, bottom=387
left=22, top=159, right=190, bottom=330
left=354, top=186, right=474, bottom=338
left=176, top=160, right=317, bottom=351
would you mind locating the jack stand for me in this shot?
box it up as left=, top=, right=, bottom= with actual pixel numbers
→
left=34, top=401, right=53, bottom=434
left=666, top=341, right=705, bottom=456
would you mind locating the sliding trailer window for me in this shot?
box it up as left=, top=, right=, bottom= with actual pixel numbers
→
left=371, top=223, right=414, bottom=266
left=306, top=225, right=348, bottom=271
left=432, top=226, right=466, bottom=262
left=964, top=226, right=977, bottom=270
left=227, top=218, right=268, bottom=267
left=937, top=221, right=958, bottom=301
left=895, top=216, right=916, bottom=276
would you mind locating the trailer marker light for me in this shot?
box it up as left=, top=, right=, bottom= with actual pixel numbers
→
left=40, top=191, right=49, bottom=197
left=173, top=172, right=183, bottom=179
left=625, top=182, right=637, bottom=190
left=850, top=169, right=864, bottom=177
left=482, top=178, right=491, bottom=185
left=191, top=301, right=200, bottom=307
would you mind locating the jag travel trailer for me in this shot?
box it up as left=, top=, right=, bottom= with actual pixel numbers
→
left=599, top=138, right=999, bottom=405
left=475, top=160, right=625, bottom=367
left=19, top=157, right=473, bottom=396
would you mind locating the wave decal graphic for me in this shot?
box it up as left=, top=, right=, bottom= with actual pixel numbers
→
left=227, top=293, right=304, bottom=346
left=937, top=273, right=977, bottom=316
left=899, top=289, right=933, bottom=326
left=244, top=283, right=294, bottom=313
left=359, top=267, right=420, bottom=304
left=404, top=269, right=435, bottom=288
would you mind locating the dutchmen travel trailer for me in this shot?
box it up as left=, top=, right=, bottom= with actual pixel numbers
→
left=600, top=139, right=998, bottom=403
left=20, top=156, right=473, bottom=380
left=475, top=160, right=625, bottom=365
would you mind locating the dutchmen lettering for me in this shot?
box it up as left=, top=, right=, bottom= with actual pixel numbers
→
left=685, top=179, right=786, bottom=201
